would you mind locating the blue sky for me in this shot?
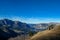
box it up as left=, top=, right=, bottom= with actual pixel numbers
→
left=0, top=0, right=60, bottom=23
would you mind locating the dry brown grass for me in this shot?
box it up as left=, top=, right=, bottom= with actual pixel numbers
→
left=30, top=24, right=60, bottom=40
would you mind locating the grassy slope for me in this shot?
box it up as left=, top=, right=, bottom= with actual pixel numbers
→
left=30, top=24, right=60, bottom=40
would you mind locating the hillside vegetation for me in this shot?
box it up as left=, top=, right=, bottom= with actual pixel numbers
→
left=30, top=24, right=60, bottom=40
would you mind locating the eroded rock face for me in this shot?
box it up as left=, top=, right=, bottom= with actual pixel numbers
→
left=30, top=24, right=60, bottom=40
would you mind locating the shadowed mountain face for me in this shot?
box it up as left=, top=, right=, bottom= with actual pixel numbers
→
left=0, top=19, right=33, bottom=32
left=0, top=19, right=34, bottom=40
left=0, top=29, right=18, bottom=40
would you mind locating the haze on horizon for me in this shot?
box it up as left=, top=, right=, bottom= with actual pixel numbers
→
left=0, top=0, right=60, bottom=24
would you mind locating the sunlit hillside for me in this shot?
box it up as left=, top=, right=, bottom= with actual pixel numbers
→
left=30, top=24, right=60, bottom=40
